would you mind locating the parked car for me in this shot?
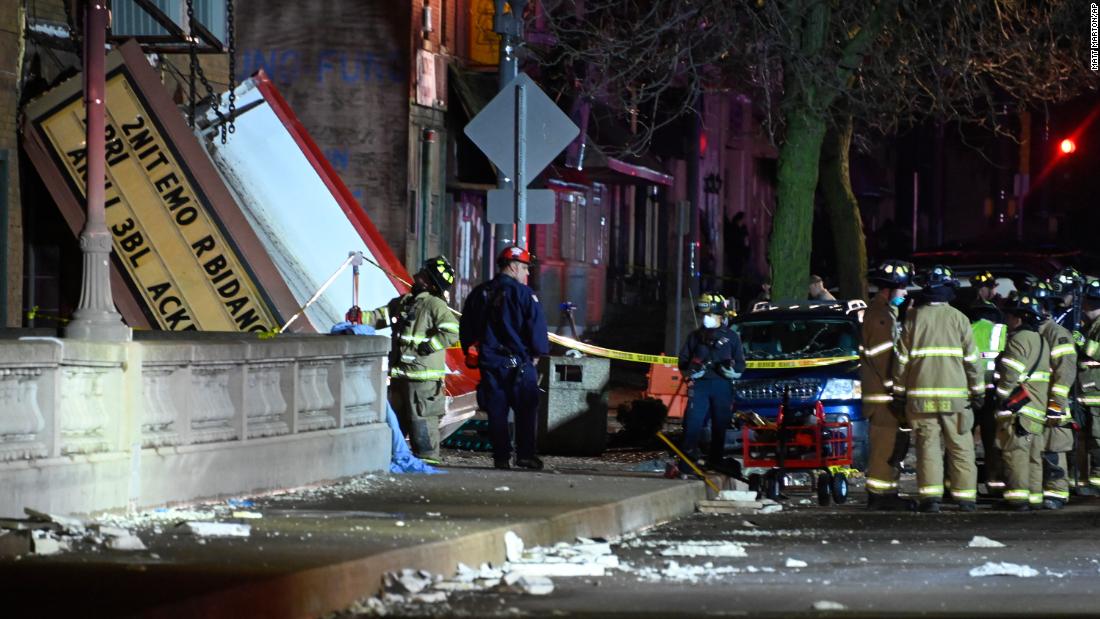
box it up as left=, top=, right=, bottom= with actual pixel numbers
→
left=729, top=300, right=869, bottom=471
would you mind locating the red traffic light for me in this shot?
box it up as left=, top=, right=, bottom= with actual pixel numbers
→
left=1059, top=138, right=1077, bottom=154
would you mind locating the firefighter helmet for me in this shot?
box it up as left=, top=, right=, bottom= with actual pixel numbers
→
left=1029, top=280, right=1056, bottom=300
left=1004, top=293, right=1044, bottom=320
left=1086, top=279, right=1100, bottom=300
left=916, top=264, right=959, bottom=289
left=421, top=255, right=456, bottom=292
left=1051, top=267, right=1084, bottom=294
left=969, top=271, right=996, bottom=289
left=497, top=246, right=532, bottom=267
left=868, top=260, right=913, bottom=288
left=695, top=292, right=726, bottom=315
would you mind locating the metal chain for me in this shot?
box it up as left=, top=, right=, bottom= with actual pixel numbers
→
left=185, top=0, right=229, bottom=140
left=226, top=0, right=236, bottom=137
left=186, top=0, right=197, bottom=127
left=62, top=0, right=82, bottom=62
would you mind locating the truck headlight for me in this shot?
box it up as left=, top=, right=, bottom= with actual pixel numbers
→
left=820, top=378, right=861, bottom=401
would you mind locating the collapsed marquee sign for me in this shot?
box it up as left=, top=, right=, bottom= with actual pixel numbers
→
left=22, top=41, right=302, bottom=333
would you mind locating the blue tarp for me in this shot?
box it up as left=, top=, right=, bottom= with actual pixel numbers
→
left=331, top=321, right=443, bottom=474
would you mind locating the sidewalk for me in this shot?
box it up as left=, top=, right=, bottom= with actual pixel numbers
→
left=0, top=460, right=703, bottom=618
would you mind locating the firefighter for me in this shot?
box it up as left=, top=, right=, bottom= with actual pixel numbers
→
left=1076, top=279, right=1100, bottom=491
left=861, top=260, right=916, bottom=511
left=364, top=256, right=459, bottom=464
left=892, top=265, right=984, bottom=513
left=968, top=271, right=1004, bottom=325
left=1028, top=281, right=1078, bottom=509
left=1051, top=267, right=1085, bottom=330
left=994, top=293, right=1051, bottom=511
left=678, top=292, right=747, bottom=469
left=459, top=246, right=550, bottom=470
left=968, top=272, right=1008, bottom=495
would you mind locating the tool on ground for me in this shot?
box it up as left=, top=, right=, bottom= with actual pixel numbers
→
left=655, top=431, right=721, bottom=494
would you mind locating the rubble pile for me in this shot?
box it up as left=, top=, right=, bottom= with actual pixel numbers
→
left=0, top=509, right=149, bottom=559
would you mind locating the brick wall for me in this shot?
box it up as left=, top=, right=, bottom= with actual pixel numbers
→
left=0, top=2, right=23, bottom=326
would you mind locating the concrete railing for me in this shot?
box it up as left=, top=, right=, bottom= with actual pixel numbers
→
left=0, top=333, right=391, bottom=517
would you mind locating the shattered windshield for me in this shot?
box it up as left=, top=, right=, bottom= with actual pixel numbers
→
left=737, top=319, right=859, bottom=361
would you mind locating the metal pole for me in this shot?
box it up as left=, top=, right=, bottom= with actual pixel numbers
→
left=491, top=0, right=525, bottom=258
left=514, top=82, right=527, bottom=248
left=911, top=171, right=919, bottom=253
left=674, top=201, right=686, bottom=350
left=66, top=0, right=130, bottom=341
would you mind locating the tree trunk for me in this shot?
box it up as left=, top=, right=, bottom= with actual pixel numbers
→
left=767, top=108, right=828, bottom=301
left=820, top=116, right=868, bottom=300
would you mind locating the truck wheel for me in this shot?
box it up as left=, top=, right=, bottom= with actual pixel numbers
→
left=817, top=472, right=832, bottom=506
left=831, top=472, right=849, bottom=504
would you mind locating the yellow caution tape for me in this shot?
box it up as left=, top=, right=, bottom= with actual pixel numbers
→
left=547, top=333, right=858, bottom=370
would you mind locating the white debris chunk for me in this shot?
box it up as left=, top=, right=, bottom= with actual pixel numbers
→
left=178, top=522, right=251, bottom=538
left=410, top=590, right=448, bottom=604
left=478, top=563, right=504, bottom=579
left=494, top=486, right=511, bottom=492
left=759, top=504, right=783, bottom=514
left=786, top=558, right=808, bottom=568
left=968, top=535, right=1006, bottom=548
left=105, top=533, right=147, bottom=551
left=890, top=539, right=901, bottom=545
left=969, top=562, right=1039, bottom=578
left=231, top=511, right=263, bottom=519
left=717, top=490, right=758, bottom=502
left=660, top=542, right=748, bottom=558
left=24, top=509, right=85, bottom=534
left=506, top=562, right=605, bottom=577
left=500, top=572, right=555, bottom=595
left=813, top=601, right=847, bottom=611
left=505, top=531, right=525, bottom=562
left=31, top=534, right=66, bottom=556
left=384, top=569, right=434, bottom=594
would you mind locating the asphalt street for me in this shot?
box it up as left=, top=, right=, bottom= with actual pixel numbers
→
left=382, top=491, right=1100, bottom=618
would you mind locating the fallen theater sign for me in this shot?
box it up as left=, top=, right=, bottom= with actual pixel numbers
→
left=23, top=41, right=302, bottom=332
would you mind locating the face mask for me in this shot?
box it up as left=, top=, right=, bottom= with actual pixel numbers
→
left=890, top=296, right=906, bottom=307
left=702, top=315, right=721, bottom=329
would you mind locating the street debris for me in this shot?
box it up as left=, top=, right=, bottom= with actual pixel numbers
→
left=969, top=562, right=1039, bottom=578
left=505, top=530, right=524, bottom=562
left=659, top=541, right=748, bottom=558
left=759, top=504, right=783, bottom=514
left=812, top=600, right=847, bottom=611
left=177, top=522, right=251, bottom=538
left=231, top=511, right=263, bottom=519
left=967, top=535, right=1005, bottom=548
left=717, top=490, right=757, bottom=502
left=384, top=568, right=434, bottom=594
left=785, top=558, right=808, bottom=568
left=500, top=572, right=554, bottom=595
left=494, top=486, right=512, bottom=492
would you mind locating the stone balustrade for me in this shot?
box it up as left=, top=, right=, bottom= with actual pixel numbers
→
left=0, top=333, right=391, bottom=517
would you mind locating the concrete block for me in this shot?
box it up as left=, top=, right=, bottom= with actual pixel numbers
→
left=537, top=356, right=609, bottom=455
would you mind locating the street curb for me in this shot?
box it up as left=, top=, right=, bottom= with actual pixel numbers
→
left=148, top=478, right=705, bottom=619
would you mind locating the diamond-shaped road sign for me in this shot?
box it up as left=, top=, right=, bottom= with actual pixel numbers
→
left=464, top=73, right=580, bottom=185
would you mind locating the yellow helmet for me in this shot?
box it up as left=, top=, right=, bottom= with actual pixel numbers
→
left=695, top=292, right=726, bottom=314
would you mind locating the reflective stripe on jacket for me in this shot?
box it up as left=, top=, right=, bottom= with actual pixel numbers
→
left=1038, top=319, right=1077, bottom=416
left=365, top=291, right=458, bottom=381
left=892, top=302, right=982, bottom=414
left=996, top=328, right=1051, bottom=434
left=860, top=295, right=898, bottom=405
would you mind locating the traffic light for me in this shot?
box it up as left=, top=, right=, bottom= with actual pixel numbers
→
left=1059, top=138, right=1077, bottom=155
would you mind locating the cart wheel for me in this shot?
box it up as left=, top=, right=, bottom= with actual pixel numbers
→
left=831, top=472, right=849, bottom=504
left=765, top=470, right=784, bottom=501
left=816, top=472, right=832, bottom=506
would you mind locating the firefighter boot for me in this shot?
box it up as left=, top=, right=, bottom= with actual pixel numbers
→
left=867, top=493, right=917, bottom=512
left=957, top=501, right=977, bottom=512
left=918, top=499, right=941, bottom=513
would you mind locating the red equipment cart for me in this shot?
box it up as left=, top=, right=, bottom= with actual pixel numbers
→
left=742, top=399, right=855, bottom=505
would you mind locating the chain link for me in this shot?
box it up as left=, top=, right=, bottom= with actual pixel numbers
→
left=185, top=0, right=230, bottom=141
left=227, top=0, right=236, bottom=137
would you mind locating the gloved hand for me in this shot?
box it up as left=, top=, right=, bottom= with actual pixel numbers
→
left=688, top=369, right=706, bottom=381
left=416, top=341, right=436, bottom=357
left=716, top=365, right=741, bottom=380
left=1074, top=330, right=1086, bottom=347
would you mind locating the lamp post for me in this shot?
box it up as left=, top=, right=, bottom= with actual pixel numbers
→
left=491, top=0, right=527, bottom=256
left=65, top=0, right=130, bottom=341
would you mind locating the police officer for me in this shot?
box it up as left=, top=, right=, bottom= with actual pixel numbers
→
left=862, top=260, right=916, bottom=511
left=678, top=292, right=746, bottom=469
left=459, top=246, right=550, bottom=470
left=994, top=293, right=1051, bottom=511
left=968, top=272, right=1008, bottom=495
left=1075, top=280, right=1100, bottom=491
left=1028, top=281, right=1078, bottom=509
left=892, top=265, right=984, bottom=512
left=364, top=256, right=459, bottom=464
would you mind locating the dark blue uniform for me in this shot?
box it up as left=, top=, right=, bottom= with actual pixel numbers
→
left=678, top=326, right=746, bottom=462
left=460, top=273, right=550, bottom=462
